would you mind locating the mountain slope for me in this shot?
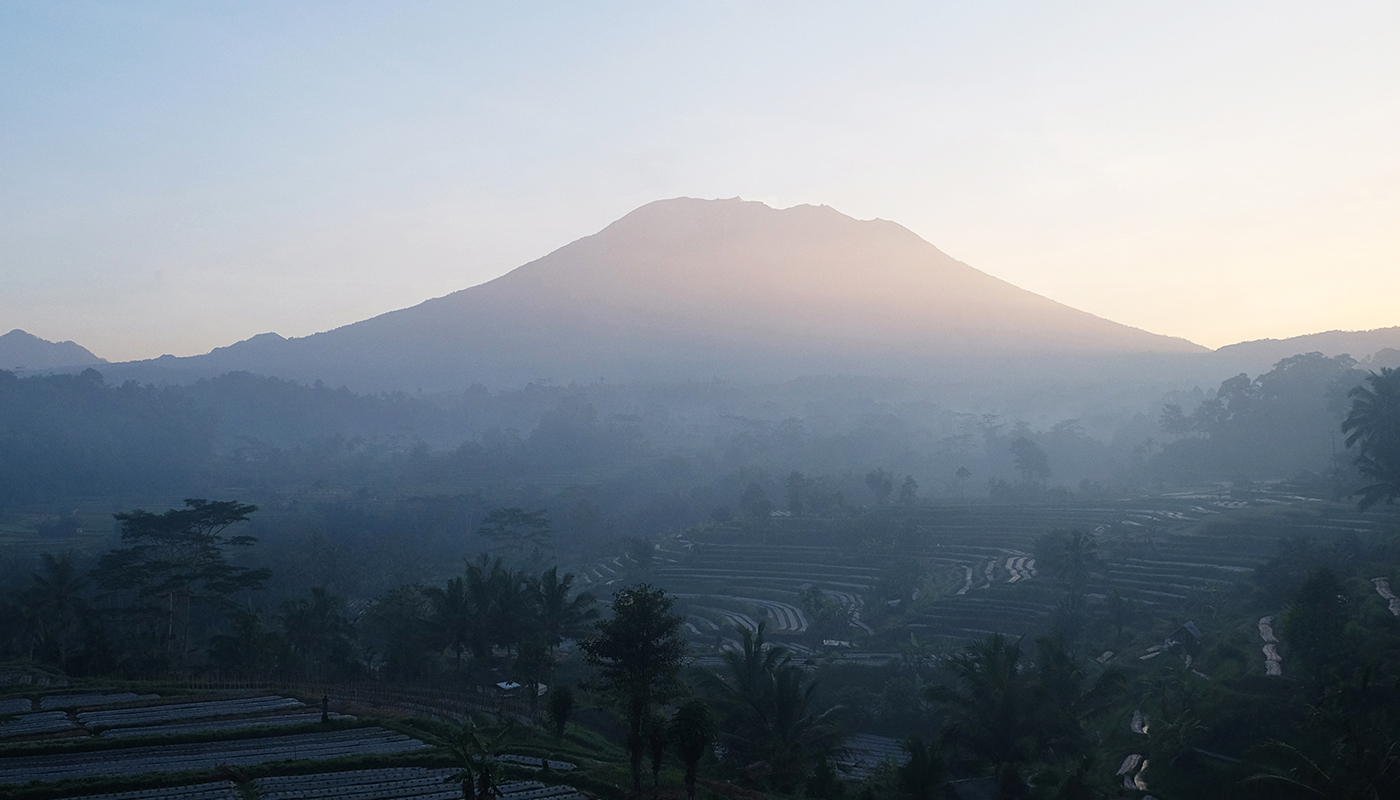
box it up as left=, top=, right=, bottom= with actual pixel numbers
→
left=0, top=329, right=105, bottom=371
left=108, top=198, right=1206, bottom=389
left=1208, top=327, right=1400, bottom=376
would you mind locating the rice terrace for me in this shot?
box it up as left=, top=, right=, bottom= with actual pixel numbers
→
left=4, top=5, right=1400, bottom=795
left=3, top=472, right=1398, bottom=798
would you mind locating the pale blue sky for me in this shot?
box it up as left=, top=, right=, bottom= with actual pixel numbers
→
left=3, top=1, right=1397, bottom=361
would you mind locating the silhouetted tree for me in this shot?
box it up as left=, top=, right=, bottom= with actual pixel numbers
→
left=647, top=711, right=668, bottom=796
left=548, top=684, right=574, bottom=742
left=1010, top=438, right=1051, bottom=486
left=581, top=584, right=687, bottom=798
left=898, top=475, right=919, bottom=506
left=426, top=577, right=475, bottom=670
left=1282, top=567, right=1352, bottom=684
left=926, top=634, right=1039, bottom=799
left=280, top=586, right=356, bottom=679
left=865, top=468, right=894, bottom=504
left=208, top=609, right=280, bottom=677
left=477, top=507, right=551, bottom=562
left=363, top=584, right=438, bottom=680
left=798, top=586, right=852, bottom=643
left=954, top=466, right=972, bottom=497
left=739, top=482, right=773, bottom=519
left=512, top=634, right=552, bottom=717
left=785, top=471, right=810, bottom=516
left=1034, top=529, right=1103, bottom=598
left=1033, top=634, right=1126, bottom=762
left=446, top=719, right=510, bottom=800
left=533, top=566, right=598, bottom=652
left=94, top=499, right=268, bottom=668
left=23, top=552, right=90, bottom=668
left=698, top=622, right=841, bottom=792
left=1342, top=367, right=1400, bottom=509
left=900, top=735, right=945, bottom=800
left=670, top=700, right=713, bottom=800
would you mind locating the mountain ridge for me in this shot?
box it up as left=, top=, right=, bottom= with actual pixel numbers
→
left=0, top=329, right=106, bottom=371
left=129, top=197, right=1203, bottom=389
left=31, top=198, right=1396, bottom=392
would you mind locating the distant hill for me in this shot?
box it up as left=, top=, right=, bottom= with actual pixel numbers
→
left=1208, top=327, right=1400, bottom=376
left=94, top=198, right=1205, bottom=391
left=0, top=329, right=105, bottom=371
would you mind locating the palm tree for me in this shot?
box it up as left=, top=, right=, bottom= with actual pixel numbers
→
left=533, top=566, right=598, bottom=652
left=463, top=556, right=500, bottom=659
left=698, top=622, right=791, bottom=710
left=1033, top=634, right=1126, bottom=760
left=426, top=576, right=475, bottom=670
left=487, top=564, right=534, bottom=656
left=26, top=551, right=91, bottom=668
left=754, top=663, right=843, bottom=791
left=548, top=684, right=574, bottom=742
left=1245, top=738, right=1400, bottom=800
left=208, top=609, right=277, bottom=677
left=646, top=711, right=668, bottom=797
left=925, top=634, right=1041, bottom=799
left=445, top=719, right=511, bottom=799
left=670, top=700, right=713, bottom=800
left=1342, top=367, right=1400, bottom=510
left=698, top=623, right=841, bottom=792
left=900, top=735, right=945, bottom=800
left=279, top=586, right=355, bottom=678
left=1033, top=530, right=1103, bottom=596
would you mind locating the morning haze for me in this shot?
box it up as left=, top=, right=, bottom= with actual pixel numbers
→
left=2, top=4, right=1399, bottom=800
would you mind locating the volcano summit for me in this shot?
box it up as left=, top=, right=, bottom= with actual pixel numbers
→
left=106, top=198, right=1206, bottom=390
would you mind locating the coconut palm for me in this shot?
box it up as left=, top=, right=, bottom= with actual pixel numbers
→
left=486, top=564, right=534, bottom=656
left=533, top=566, right=598, bottom=652
left=279, top=586, right=355, bottom=678
left=752, top=663, right=843, bottom=791
left=208, top=609, right=278, bottom=677
left=900, top=735, right=945, bottom=800
left=698, top=623, right=841, bottom=791
left=926, top=634, right=1042, bottom=799
left=548, top=684, right=574, bottom=742
left=26, top=551, right=91, bottom=668
left=1342, top=367, right=1400, bottom=510
left=670, top=700, right=713, bottom=800
left=646, top=710, right=668, bottom=796
left=698, top=622, right=791, bottom=710
left=426, top=576, right=474, bottom=670
left=1033, top=634, right=1126, bottom=760
left=463, top=555, right=500, bottom=659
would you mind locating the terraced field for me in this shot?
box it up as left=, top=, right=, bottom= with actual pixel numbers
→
left=256, top=770, right=585, bottom=800
left=0, top=690, right=589, bottom=799
left=575, top=488, right=1392, bottom=652
left=0, top=727, right=430, bottom=783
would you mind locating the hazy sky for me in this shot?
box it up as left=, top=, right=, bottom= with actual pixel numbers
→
left=3, top=1, right=1397, bottom=362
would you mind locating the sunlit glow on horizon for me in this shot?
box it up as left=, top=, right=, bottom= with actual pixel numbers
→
left=1, top=2, right=1396, bottom=362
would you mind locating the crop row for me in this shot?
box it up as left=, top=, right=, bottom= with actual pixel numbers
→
left=79, top=695, right=303, bottom=728
left=0, top=727, right=428, bottom=785
left=65, top=780, right=240, bottom=800
left=0, top=697, right=32, bottom=715
left=831, top=733, right=907, bottom=781
left=0, top=710, right=77, bottom=739
left=40, top=692, right=161, bottom=710
left=257, top=769, right=583, bottom=800
left=100, top=711, right=352, bottom=739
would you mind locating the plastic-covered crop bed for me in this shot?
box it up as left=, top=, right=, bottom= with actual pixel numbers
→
left=0, top=727, right=429, bottom=784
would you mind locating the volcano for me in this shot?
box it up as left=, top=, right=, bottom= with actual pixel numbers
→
left=109, top=198, right=1206, bottom=389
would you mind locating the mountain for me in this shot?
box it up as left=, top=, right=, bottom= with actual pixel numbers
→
left=98, top=198, right=1207, bottom=390
left=1208, top=327, right=1400, bottom=377
left=0, top=329, right=105, bottom=371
